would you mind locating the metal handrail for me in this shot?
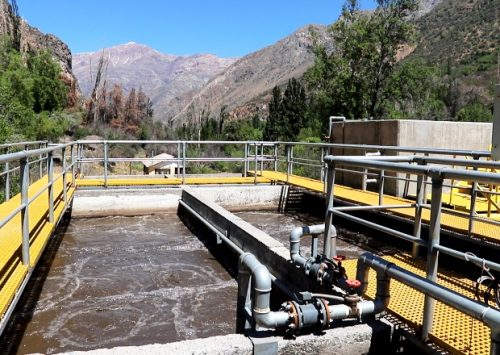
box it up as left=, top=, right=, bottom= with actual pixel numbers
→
left=323, top=154, right=500, bottom=342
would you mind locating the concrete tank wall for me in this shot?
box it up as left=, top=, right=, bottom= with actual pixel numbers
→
left=331, top=120, right=492, bottom=196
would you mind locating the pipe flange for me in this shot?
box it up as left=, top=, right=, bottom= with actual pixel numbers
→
left=287, top=301, right=300, bottom=331
left=319, top=298, right=331, bottom=329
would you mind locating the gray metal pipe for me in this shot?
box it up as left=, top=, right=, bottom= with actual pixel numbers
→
left=239, top=253, right=289, bottom=329
left=357, top=252, right=500, bottom=352
left=290, top=224, right=336, bottom=266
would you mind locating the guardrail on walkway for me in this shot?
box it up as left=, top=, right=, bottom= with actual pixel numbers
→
left=0, top=142, right=77, bottom=334
left=323, top=154, right=500, bottom=345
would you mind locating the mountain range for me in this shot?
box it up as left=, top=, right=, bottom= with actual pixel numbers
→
left=72, top=0, right=496, bottom=127
left=73, top=43, right=236, bottom=120
left=73, top=25, right=333, bottom=126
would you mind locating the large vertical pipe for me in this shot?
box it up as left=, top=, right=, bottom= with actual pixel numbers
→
left=48, top=151, right=54, bottom=224
left=421, top=175, right=443, bottom=341
left=20, top=157, right=30, bottom=266
left=324, top=164, right=336, bottom=258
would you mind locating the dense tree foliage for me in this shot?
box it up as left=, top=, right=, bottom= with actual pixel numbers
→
left=0, top=39, right=69, bottom=142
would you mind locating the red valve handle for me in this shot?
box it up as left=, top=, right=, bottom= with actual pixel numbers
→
left=333, top=255, right=346, bottom=261
left=345, top=279, right=361, bottom=288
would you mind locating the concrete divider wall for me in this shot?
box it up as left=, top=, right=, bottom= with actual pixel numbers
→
left=180, top=188, right=320, bottom=291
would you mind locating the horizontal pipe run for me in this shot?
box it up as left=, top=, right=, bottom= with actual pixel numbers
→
left=178, top=200, right=245, bottom=255
left=331, top=209, right=427, bottom=247
left=434, top=245, right=500, bottom=273
left=331, top=204, right=417, bottom=212
left=357, top=253, right=500, bottom=335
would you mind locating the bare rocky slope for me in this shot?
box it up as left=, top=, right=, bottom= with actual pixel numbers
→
left=73, top=43, right=237, bottom=120
left=167, top=25, right=333, bottom=127
left=0, top=0, right=80, bottom=106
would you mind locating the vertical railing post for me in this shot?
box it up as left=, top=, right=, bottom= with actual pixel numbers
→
left=468, top=156, right=480, bottom=236
left=320, top=147, right=325, bottom=183
left=273, top=143, right=278, bottom=172
left=323, top=164, right=336, bottom=259
left=260, top=143, right=264, bottom=173
left=62, top=147, right=67, bottom=205
left=182, top=142, right=186, bottom=184
left=243, top=143, right=248, bottom=177
left=70, top=144, right=75, bottom=181
left=20, top=157, right=30, bottom=266
left=48, top=151, right=54, bottom=224
left=412, top=168, right=426, bottom=258
left=254, top=143, right=258, bottom=185
left=378, top=170, right=385, bottom=205
left=421, top=175, right=443, bottom=341
left=39, top=142, right=44, bottom=179
left=77, top=143, right=83, bottom=176
left=4, top=147, right=10, bottom=201
left=290, top=145, right=294, bottom=176
left=176, top=142, right=181, bottom=179
left=286, top=145, right=291, bottom=183
left=103, top=142, right=108, bottom=188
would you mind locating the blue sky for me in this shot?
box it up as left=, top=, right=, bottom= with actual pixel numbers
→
left=17, top=0, right=378, bottom=57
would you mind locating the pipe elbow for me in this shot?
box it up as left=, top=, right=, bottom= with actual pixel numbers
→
left=253, top=310, right=289, bottom=329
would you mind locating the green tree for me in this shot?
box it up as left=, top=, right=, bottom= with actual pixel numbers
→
left=264, top=86, right=282, bottom=141
left=28, top=51, right=68, bottom=112
left=281, top=78, right=307, bottom=140
left=306, top=0, right=418, bottom=122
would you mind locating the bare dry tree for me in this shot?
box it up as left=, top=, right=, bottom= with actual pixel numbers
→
left=85, top=51, right=108, bottom=125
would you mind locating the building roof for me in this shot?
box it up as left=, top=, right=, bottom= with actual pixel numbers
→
left=141, top=153, right=176, bottom=169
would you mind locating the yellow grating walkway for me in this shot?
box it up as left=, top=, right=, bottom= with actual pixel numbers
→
left=256, top=170, right=500, bottom=244
left=343, top=255, right=491, bottom=355
left=76, top=176, right=272, bottom=187
left=0, top=174, right=74, bottom=323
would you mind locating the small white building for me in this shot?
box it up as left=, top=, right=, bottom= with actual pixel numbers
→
left=142, top=153, right=183, bottom=176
